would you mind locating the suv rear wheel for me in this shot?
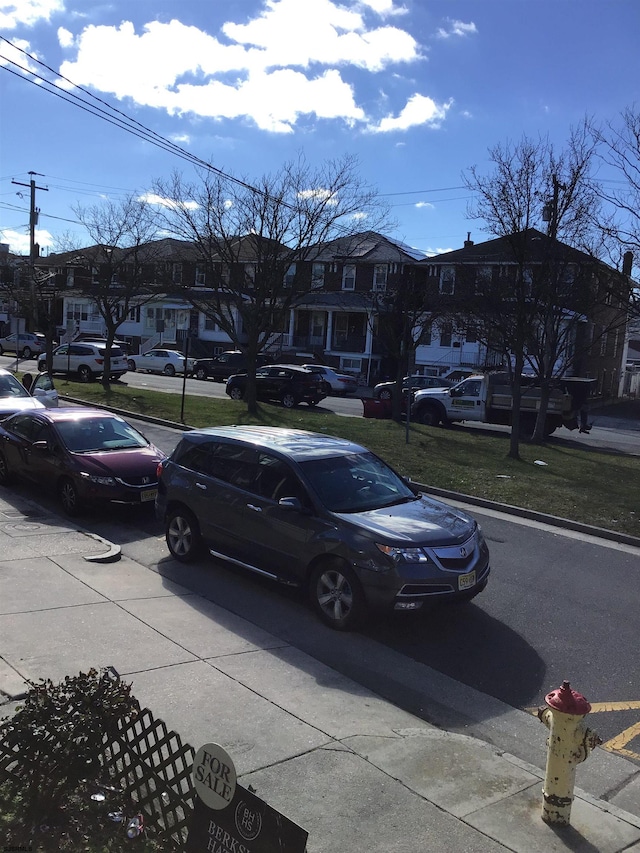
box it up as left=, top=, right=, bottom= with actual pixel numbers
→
left=77, top=365, right=93, bottom=383
left=229, top=386, right=244, bottom=401
left=21, top=346, right=33, bottom=359
left=166, top=507, right=203, bottom=562
left=282, top=392, right=297, bottom=409
left=195, top=367, right=208, bottom=380
left=309, top=560, right=366, bottom=631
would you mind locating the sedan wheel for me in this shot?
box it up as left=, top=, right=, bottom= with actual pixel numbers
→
left=229, top=386, right=243, bottom=401
left=282, top=392, right=297, bottom=409
left=127, top=359, right=137, bottom=371
left=379, top=388, right=392, bottom=401
left=309, top=561, right=365, bottom=630
left=163, top=364, right=176, bottom=376
left=166, top=507, right=203, bottom=562
left=59, top=477, right=81, bottom=516
left=0, top=452, right=13, bottom=486
left=195, top=368, right=208, bottom=380
left=21, top=346, right=32, bottom=359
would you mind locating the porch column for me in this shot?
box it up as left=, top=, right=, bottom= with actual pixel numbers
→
left=288, top=308, right=295, bottom=348
left=326, top=311, right=334, bottom=352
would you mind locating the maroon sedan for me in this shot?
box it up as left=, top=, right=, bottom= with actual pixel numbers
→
left=0, top=407, right=166, bottom=516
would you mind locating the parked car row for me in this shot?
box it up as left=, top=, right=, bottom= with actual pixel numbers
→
left=0, top=384, right=491, bottom=630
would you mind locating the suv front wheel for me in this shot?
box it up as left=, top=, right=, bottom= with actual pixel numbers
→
left=309, top=560, right=366, bottom=631
left=166, top=507, right=203, bottom=562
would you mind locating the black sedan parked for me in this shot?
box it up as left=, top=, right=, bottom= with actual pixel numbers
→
left=0, top=407, right=166, bottom=516
left=225, top=365, right=327, bottom=408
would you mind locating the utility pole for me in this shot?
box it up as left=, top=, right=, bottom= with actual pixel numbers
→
left=12, top=171, right=48, bottom=332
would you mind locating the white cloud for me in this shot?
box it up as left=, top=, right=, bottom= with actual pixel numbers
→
left=0, top=0, right=62, bottom=29
left=436, top=19, right=477, bottom=39
left=138, top=193, right=199, bottom=211
left=57, top=26, right=73, bottom=48
left=170, top=133, right=191, bottom=144
left=0, top=227, right=53, bottom=254
left=54, top=0, right=434, bottom=134
left=298, top=188, right=338, bottom=204
left=415, top=201, right=434, bottom=209
left=0, top=36, right=39, bottom=73
left=368, top=94, right=452, bottom=133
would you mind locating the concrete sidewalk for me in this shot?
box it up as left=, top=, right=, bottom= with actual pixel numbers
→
left=1, top=490, right=639, bottom=852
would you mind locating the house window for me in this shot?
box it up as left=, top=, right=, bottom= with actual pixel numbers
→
left=342, top=265, right=356, bottom=290
left=311, top=263, right=325, bottom=289
left=66, top=268, right=75, bottom=288
left=172, top=263, right=183, bottom=285
left=417, top=323, right=432, bottom=346
left=373, top=264, right=388, bottom=292
left=559, top=264, right=575, bottom=295
left=439, top=322, right=453, bottom=347
left=127, top=306, right=141, bottom=323
left=439, top=268, right=455, bottom=295
left=599, top=326, right=607, bottom=357
left=522, top=267, right=534, bottom=297
left=66, top=302, right=88, bottom=323
left=91, top=266, right=100, bottom=285
left=465, top=326, right=477, bottom=344
left=284, top=263, right=296, bottom=288
left=245, top=264, right=257, bottom=285
left=475, top=266, right=492, bottom=294
left=341, top=357, right=361, bottom=372
left=195, top=264, right=206, bottom=286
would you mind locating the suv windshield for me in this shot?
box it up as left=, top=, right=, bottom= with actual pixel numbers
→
left=299, top=451, right=416, bottom=512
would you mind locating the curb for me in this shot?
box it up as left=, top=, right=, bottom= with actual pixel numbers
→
left=418, top=484, right=640, bottom=548
left=81, top=531, right=122, bottom=563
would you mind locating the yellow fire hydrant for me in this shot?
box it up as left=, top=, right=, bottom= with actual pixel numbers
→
left=537, top=680, right=602, bottom=826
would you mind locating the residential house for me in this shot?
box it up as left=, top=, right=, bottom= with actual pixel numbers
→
left=417, top=230, right=632, bottom=397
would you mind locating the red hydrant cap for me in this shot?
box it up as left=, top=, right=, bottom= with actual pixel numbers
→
left=545, top=680, right=591, bottom=715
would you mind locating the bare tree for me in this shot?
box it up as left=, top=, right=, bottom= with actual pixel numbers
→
left=71, top=195, right=162, bottom=389
left=591, top=106, right=640, bottom=318
left=152, top=154, right=390, bottom=413
left=371, top=266, right=434, bottom=422
left=462, top=123, right=605, bottom=455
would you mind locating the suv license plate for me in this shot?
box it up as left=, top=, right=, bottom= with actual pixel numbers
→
left=458, top=571, right=476, bottom=591
left=141, top=489, right=157, bottom=502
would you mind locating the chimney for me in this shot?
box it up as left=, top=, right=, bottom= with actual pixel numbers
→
left=464, top=232, right=474, bottom=248
left=622, top=251, right=633, bottom=277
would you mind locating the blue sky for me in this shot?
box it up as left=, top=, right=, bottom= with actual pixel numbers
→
left=1, top=0, right=639, bottom=258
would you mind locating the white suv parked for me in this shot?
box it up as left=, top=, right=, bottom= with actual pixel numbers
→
left=38, top=342, right=128, bottom=382
left=0, top=332, right=46, bottom=359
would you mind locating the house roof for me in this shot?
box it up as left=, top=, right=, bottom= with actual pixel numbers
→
left=420, top=228, right=604, bottom=268
left=312, top=231, right=427, bottom=263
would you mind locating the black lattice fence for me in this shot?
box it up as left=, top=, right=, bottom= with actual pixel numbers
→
left=101, top=707, right=196, bottom=849
left=0, top=704, right=197, bottom=850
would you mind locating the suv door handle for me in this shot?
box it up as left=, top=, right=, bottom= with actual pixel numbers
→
left=247, top=504, right=262, bottom=512
left=195, top=482, right=207, bottom=490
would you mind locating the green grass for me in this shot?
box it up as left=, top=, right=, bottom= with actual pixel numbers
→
left=50, top=377, right=640, bottom=539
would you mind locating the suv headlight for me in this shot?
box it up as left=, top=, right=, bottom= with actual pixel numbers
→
left=376, top=544, right=432, bottom=564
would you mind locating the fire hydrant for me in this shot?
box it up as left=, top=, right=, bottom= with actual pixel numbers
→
left=537, top=680, right=602, bottom=826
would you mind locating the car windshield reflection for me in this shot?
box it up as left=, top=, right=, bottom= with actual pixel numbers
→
left=56, top=417, right=150, bottom=453
left=300, top=451, right=416, bottom=513
left=0, top=375, right=31, bottom=399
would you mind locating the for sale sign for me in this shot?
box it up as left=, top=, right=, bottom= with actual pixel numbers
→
left=186, top=743, right=308, bottom=853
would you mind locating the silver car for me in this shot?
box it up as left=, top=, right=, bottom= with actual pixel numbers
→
left=127, top=348, right=195, bottom=376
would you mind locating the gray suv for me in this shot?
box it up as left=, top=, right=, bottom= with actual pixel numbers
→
left=156, top=426, right=490, bottom=630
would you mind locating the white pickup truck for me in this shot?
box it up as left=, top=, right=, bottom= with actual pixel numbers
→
left=411, top=372, right=589, bottom=436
